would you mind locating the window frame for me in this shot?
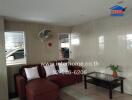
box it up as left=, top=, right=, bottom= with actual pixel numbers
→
left=5, top=31, right=27, bottom=66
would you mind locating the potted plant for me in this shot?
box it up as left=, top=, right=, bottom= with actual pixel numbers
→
left=107, top=64, right=121, bottom=77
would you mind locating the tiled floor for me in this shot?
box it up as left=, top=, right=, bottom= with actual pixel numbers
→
left=61, top=83, right=132, bottom=100
left=11, top=82, right=132, bottom=100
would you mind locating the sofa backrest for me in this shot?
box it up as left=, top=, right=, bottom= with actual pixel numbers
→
left=19, top=60, right=69, bottom=79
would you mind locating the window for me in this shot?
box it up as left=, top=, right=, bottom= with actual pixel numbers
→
left=71, top=33, right=80, bottom=45
left=5, top=32, right=26, bottom=65
left=59, top=33, right=70, bottom=59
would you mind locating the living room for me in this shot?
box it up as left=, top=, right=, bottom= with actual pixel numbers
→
left=0, top=0, right=132, bottom=100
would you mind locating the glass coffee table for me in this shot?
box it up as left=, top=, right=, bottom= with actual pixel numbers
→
left=84, top=72, right=125, bottom=99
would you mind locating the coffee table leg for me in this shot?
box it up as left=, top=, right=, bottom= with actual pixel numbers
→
left=121, top=80, right=124, bottom=93
left=109, top=84, right=112, bottom=99
left=84, top=75, right=87, bottom=89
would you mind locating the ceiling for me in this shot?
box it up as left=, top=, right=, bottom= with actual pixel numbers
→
left=0, top=0, right=132, bottom=26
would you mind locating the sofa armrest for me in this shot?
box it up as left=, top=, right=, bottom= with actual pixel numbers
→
left=73, top=66, right=82, bottom=70
left=68, top=65, right=83, bottom=74
left=15, top=74, right=27, bottom=100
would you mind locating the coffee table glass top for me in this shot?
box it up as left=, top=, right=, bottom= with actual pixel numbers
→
left=85, top=72, right=124, bottom=82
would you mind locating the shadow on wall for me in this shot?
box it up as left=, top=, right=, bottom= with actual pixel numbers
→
left=7, top=65, right=21, bottom=95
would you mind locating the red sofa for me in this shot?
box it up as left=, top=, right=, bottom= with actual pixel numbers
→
left=15, top=60, right=82, bottom=100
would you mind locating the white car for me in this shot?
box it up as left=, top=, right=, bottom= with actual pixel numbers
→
left=6, top=48, right=26, bottom=65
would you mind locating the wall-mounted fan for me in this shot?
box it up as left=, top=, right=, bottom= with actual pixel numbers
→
left=38, top=29, right=51, bottom=41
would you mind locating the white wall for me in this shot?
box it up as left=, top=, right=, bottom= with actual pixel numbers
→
left=71, top=10, right=132, bottom=95
left=5, top=20, right=72, bottom=94
left=5, top=20, right=71, bottom=64
left=0, top=17, right=8, bottom=100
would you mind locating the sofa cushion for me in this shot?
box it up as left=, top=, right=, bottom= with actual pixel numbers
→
left=26, top=79, right=59, bottom=95
left=43, top=64, right=58, bottom=77
left=58, top=63, right=69, bottom=74
left=26, top=79, right=59, bottom=100
left=41, top=60, right=68, bottom=78
left=25, top=67, right=40, bottom=81
left=47, top=74, right=82, bottom=88
left=20, top=64, right=42, bottom=79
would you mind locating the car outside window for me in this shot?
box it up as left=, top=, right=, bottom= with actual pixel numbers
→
left=11, top=49, right=24, bottom=60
